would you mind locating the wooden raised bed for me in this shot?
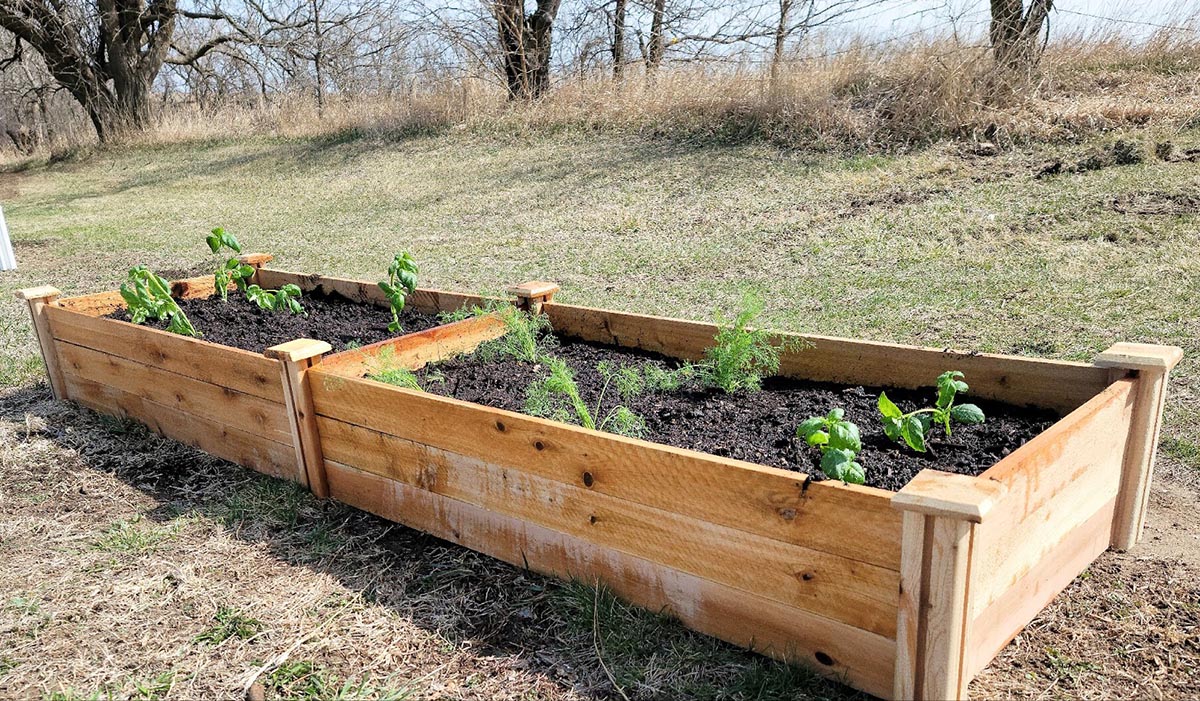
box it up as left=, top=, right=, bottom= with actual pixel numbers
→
left=17, top=272, right=1181, bottom=701
left=13, top=256, right=489, bottom=495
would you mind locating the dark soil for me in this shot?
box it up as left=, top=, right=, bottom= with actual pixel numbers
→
left=109, top=290, right=442, bottom=353
left=413, top=339, right=1059, bottom=492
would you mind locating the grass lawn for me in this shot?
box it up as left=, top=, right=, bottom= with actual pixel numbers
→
left=1, top=131, right=1198, bottom=699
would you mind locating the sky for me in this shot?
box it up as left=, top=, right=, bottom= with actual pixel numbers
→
left=856, top=0, right=1197, bottom=40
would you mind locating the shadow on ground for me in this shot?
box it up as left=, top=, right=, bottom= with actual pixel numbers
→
left=0, top=383, right=864, bottom=701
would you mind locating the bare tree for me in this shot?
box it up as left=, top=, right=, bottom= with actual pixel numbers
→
left=989, top=0, right=1053, bottom=70
left=493, top=0, right=562, bottom=98
left=612, top=0, right=626, bottom=77
left=0, top=0, right=182, bottom=140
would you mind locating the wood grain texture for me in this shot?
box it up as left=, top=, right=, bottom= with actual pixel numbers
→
left=256, top=269, right=496, bottom=315
left=57, top=341, right=293, bottom=445
left=893, top=511, right=926, bottom=701
left=17, top=289, right=66, bottom=399
left=545, top=303, right=1111, bottom=414
left=325, top=460, right=897, bottom=698
left=274, top=352, right=328, bottom=495
left=968, top=498, right=1116, bottom=677
left=319, top=418, right=900, bottom=638
left=320, top=314, right=508, bottom=376
left=62, top=372, right=297, bottom=480
left=892, top=470, right=1005, bottom=524
left=308, top=370, right=903, bottom=571
left=971, top=379, right=1133, bottom=615
left=46, top=305, right=283, bottom=401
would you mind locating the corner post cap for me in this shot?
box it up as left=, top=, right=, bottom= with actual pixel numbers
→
left=1094, top=343, right=1183, bottom=372
left=14, top=285, right=62, bottom=301
left=892, top=469, right=1006, bottom=523
left=508, top=281, right=560, bottom=301
left=265, top=339, right=332, bottom=363
left=236, top=253, right=275, bottom=267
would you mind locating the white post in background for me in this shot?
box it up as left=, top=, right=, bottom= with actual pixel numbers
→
left=0, top=205, right=15, bottom=271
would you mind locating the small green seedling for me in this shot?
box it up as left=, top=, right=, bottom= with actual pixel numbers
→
left=206, top=228, right=255, bottom=301
left=120, top=266, right=199, bottom=337
left=598, top=360, right=697, bottom=401
left=878, top=371, right=985, bottom=453
left=379, top=252, right=419, bottom=333
left=246, top=283, right=305, bottom=314
left=526, top=356, right=646, bottom=437
left=797, top=408, right=865, bottom=484
left=700, top=292, right=795, bottom=393
left=449, top=302, right=558, bottom=363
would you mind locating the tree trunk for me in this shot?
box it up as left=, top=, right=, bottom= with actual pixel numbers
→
left=990, top=0, right=1053, bottom=71
left=647, top=0, right=666, bottom=74
left=612, top=0, right=627, bottom=79
left=771, top=0, right=792, bottom=84
left=495, top=0, right=561, bottom=100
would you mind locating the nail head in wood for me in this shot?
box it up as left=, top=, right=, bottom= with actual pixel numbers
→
left=1094, top=343, right=1183, bottom=372
left=892, top=469, right=1006, bottom=523
left=14, top=285, right=61, bottom=301
left=265, top=339, right=332, bottom=363
left=237, top=253, right=275, bottom=267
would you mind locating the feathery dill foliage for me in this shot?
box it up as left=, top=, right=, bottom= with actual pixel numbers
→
left=526, top=357, right=647, bottom=438
left=598, top=360, right=697, bottom=401
left=443, top=301, right=559, bottom=363
left=365, top=346, right=443, bottom=392
left=700, top=292, right=794, bottom=393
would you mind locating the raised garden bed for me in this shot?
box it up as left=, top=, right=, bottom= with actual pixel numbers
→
left=17, top=273, right=1181, bottom=701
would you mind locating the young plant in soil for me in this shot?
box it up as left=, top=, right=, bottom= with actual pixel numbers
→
left=526, top=356, right=646, bottom=438
left=700, top=292, right=797, bottom=393
left=120, top=266, right=199, bottom=337
left=245, top=283, right=305, bottom=314
left=366, top=347, right=444, bottom=392
left=878, top=371, right=986, bottom=453
left=797, top=408, right=865, bottom=484
left=205, top=227, right=254, bottom=301
left=379, top=252, right=419, bottom=333
left=599, top=360, right=697, bottom=401
left=445, top=302, right=559, bottom=363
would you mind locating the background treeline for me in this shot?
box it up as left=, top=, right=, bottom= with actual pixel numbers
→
left=1, top=0, right=1198, bottom=155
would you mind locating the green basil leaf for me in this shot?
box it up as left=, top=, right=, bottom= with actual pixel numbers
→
left=797, top=417, right=825, bottom=439
left=806, top=430, right=829, bottom=447
left=827, top=407, right=844, bottom=421
left=950, top=403, right=985, bottom=424
left=882, top=416, right=902, bottom=441
left=820, top=448, right=853, bottom=480
left=877, top=391, right=902, bottom=419
left=901, top=415, right=927, bottom=452
left=843, top=461, right=866, bottom=485
left=828, top=421, right=861, bottom=453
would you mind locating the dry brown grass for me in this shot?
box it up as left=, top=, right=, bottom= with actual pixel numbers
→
left=9, top=27, right=1200, bottom=163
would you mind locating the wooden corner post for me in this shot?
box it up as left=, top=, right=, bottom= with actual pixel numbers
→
left=508, top=281, right=559, bottom=315
left=14, top=286, right=67, bottom=400
left=266, top=339, right=333, bottom=498
left=891, top=470, right=1005, bottom=701
left=237, top=253, right=275, bottom=285
left=1094, top=342, right=1183, bottom=551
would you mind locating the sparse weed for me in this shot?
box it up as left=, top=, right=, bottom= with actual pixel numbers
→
left=93, top=517, right=178, bottom=553
left=194, top=606, right=263, bottom=646
left=598, top=360, right=696, bottom=401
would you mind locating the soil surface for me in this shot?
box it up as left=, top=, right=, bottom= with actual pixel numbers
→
left=109, top=290, right=442, bottom=353
left=414, top=338, right=1059, bottom=491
